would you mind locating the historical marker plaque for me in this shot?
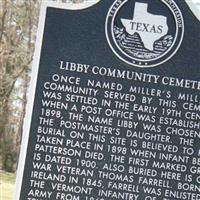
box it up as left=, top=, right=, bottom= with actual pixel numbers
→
left=15, top=1, right=200, bottom=200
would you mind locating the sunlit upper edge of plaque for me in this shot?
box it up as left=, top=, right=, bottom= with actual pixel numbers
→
left=42, top=0, right=101, bottom=11
left=185, top=0, right=200, bottom=21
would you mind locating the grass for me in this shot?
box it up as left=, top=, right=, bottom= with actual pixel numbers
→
left=0, top=171, right=16, bottom=200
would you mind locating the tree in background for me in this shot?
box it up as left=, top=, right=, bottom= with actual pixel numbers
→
left=0, top=0, right=40, bottom=172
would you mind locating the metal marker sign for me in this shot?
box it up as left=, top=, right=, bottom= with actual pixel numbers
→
left=15, top=1, right=200, bottom=200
